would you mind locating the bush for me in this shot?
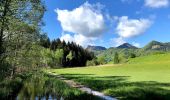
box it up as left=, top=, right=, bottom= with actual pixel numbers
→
left=41, top=48, right=63, bottom=68
left=97, top=56, right=106, bottom=65
left=86, top=59, right=99, bottom=66
left=130, top=53, right=136, bottom=58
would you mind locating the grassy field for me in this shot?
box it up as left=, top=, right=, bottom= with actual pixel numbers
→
left=48, top=53, right=170, bottom=100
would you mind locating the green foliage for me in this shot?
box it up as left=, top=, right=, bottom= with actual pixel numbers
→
left=86, top=58, right=99, bottom=66
left=54, top=49, right=64, bottom=65
left=0, top=0, right=45, bottom=78
left=41, top=39, right=95, bottom=67
left=41, top=48, right=64, bottom=68
left=95, top=41, right=170, bottom=64
left=97, top=48, right=139, bottom=64
left=114, top=52, right=119, bottom=64
left=129, top=53, right=136, bottom=58
left=97, top=56, right=106, bottom=65
left=39, top=33, right=51, bottom=48
left=0, top=71, right=100, bottom=100
left=0, top=76, right=23, bottom=99
left=66, top=51, right=73, bottom=61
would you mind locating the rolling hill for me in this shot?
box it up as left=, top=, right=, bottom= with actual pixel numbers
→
left=143, top=40, right=170, bottom=51
left=92, top=41, right=170, bottom=63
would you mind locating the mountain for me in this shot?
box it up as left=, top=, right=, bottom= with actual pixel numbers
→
left=143, top=40, right=170, bottom=51
left=117, top=43, right=138, bottom=49
left=86, top=45, right=106, bottom=51
left=95, top=41, right=170, bottom=63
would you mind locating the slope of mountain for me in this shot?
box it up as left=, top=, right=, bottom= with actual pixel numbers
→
left=143, top=40, right=170, bottom=51
left=117, top=43, right=138, bottom=49
left=86, top=45, right=106, bottom=51
left=95, top=41, right=170, bottom=63
left=97, top=47, right=139, bottom=63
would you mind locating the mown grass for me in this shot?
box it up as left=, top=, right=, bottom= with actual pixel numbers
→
left=49, top=53, right=170, bottom=100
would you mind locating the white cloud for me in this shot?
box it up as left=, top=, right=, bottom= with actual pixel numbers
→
left=110, top=16, right=152, bottom=47
left=60, top=34, right=74, bottom=43
left=111, top=37, right=126, bottom=46
left=145, top=0, right=169, bottom=8
left=60, top=33, right=96, bottom=47
left=116, top=16, right=152, bottom=38
left=132, top=42, right=140, bottom=47
left=55, top=2, right=105, bottom=38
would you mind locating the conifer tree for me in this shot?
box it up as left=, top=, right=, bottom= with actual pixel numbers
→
left=114, top=52, right=119, bottom=64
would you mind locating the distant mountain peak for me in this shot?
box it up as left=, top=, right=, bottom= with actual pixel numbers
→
left=150, top=40, right=161, bottom=44
left=86, top=45, right=106, bottom=51
left=117, top=43, right=138, bottom=49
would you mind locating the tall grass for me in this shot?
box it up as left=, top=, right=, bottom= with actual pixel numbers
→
left=0, top=71, right=101, bottom=100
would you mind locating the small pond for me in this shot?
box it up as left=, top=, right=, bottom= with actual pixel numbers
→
left=15, top=74, right=100, bottom=100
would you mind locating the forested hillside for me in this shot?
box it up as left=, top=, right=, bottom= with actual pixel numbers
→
left=92, top=41, right=170, bottom=64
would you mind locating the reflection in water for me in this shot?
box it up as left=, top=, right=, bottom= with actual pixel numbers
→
left=16, top=74, right=64, bottom=100
left=15, top=74, right=101, bottom=100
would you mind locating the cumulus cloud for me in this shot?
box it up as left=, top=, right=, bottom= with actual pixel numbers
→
left=110, top=16, right=152, bottom=47
left=55, top=2, right=105, bottom=38
left=56, top=2, right=152, bottom=47
left=145, top=0, right=169, bottom=8
left=60, top=33, right=74, bottom=43
left=116, top=16, right=152, bottom=38
left=60, top=33, right=96, bottom=47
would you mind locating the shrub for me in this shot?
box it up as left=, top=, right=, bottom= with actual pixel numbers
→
left=86, top=59, right=99, bottom=66
left=97, top=56, right=106, bottom=65
left=130, top=53, right=136, bottom=58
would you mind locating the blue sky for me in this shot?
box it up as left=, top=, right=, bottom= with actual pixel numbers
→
left=42, top=0, right=170, bottom=48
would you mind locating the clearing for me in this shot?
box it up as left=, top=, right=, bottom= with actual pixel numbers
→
left=48, top=53, right=170, bottom=100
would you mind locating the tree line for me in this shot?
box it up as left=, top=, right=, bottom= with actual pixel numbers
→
left=40, top=35, right=94, bottom=67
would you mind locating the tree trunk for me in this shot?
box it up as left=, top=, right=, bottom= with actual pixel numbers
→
left=0, top=0, right=10, bottom=61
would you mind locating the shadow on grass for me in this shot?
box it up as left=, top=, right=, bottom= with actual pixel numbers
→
left=60, top=74, right=170, bottom=100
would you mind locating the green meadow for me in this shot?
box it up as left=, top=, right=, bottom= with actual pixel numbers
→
left=49, top=53, right=170, bottom=100
left=2, top=0, right=170, bottom=100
